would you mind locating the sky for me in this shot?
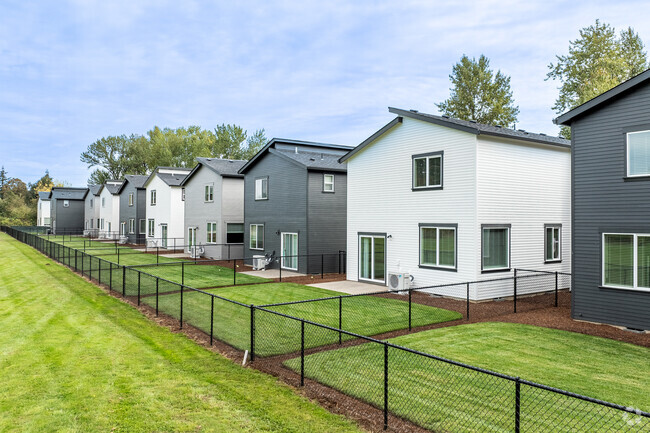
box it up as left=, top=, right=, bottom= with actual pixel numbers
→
left=1, top=0, right=649, bottom=186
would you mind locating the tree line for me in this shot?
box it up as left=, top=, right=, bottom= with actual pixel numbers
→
left=0, top=168, right=66, bottom=226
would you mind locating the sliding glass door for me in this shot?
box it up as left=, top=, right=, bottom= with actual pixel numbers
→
left=281, top=232, right=298, bottom=270
left=359, top=234, right=386, bottom=283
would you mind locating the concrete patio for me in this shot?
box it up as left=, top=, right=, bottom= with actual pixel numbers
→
left=307, top=280, right=385, bottom=295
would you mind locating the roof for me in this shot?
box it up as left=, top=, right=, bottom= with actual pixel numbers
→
left=554, top=68, right=650, bottom=125
left=340, top=108, right=570, bottom=163
left=239, top=138, right=353, bottom=174
left=271, top=148, right=348, bottom=172
left=38, top=191, right=51, bottom=200
left=97, top=180, right=124, bottom=195
left=50, top=187, right=88, bottom=200
left=181, top=158, right=246, bottom=186
left=88, top=185, right=101, bottom=196
left=143, top=167, right=192, bottom=188
left=117, top=175, right=149, bottom=193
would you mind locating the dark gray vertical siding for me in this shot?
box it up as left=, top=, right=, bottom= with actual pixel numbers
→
left=243, top=153, right=309, bottom=272
left=307, top=171, right=347, bottom=273
left=136, top=189, right=146, bottom=243
left=54, top=200, right=85, bottom=232
left=119, top=184, right=137, bottom=243
left=572, top=80, right=650, bottom=330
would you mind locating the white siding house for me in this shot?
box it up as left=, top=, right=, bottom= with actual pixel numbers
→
left=97, top=180, right=123, bottom=239
left=37, top=191, right=51, bottom=227
left=144, top=167, right=191, bottom=249
left=341, top=108, right=571, bottom=300
left=84, top=185, right=101, bottom=235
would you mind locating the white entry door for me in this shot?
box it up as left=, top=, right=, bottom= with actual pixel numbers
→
left=359, top=234, right=386, bottom=284
left=281, top=232, right=298, bottom=270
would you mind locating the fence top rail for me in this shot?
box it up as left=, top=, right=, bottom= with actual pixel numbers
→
left=515, top=268, right=572, bottom=276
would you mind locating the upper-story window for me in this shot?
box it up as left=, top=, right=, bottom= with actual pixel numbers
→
left=627, top=130, right=650, bottom=177
left=323, top=174, right=335, bottom=192
left=128, top=193, right=134, bottom=206
left=413, top=151, right=443, bottom=190
left=89, top=199, right=93, bottom=208
left=101, top=197, right=105, bottom=207
left=182, top=188, right=185, bottom=201
left=205, top=184, right=214, bottom=202
left=255, top=177, right=268, bottom=200
left=150, top=190, right=157, bottom=205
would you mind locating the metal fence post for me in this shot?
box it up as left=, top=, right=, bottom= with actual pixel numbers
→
left=408, top=289, right=412, bottom=331
left=513, top=269, right=518, bottom=313
left=182, top=262, right=185, bottom=286
left=156, top=247, right=159, bottom=264
left=98, top=259, right=102, bottom=285
left=466, top=282, right=470, bottom=320
left=300, top=320, right=305, bottom=386
left=75, top=249, right=78, bottom=270
left=555, top=271, right=559, bottom=307
left=137, top=272, right=141, bottom=305
left=233, top=259, right=237, bottom=285
left=338, top=250, right=341, bottom=274
left=515, top=377, right=521, bottom=433
left=384, top=343, right=389, bottom=430
left=338, top=296, right=342, bottom=344
left=249, top=305, right=255, bottom=362
left=210, top=296, right=214, bottom=346
left=180, top=285, right=184, bottom=329
left=109, top=262, right=112, bottom=291
left=122, top=266, right=126, bottom=297
left=155, top=279, right=159, bottom=316
left=279, top=261, right=282, bottom=282
left=81, top=252, right=84, bottom=276
left=321, top=254, right=324, bottom=279
left=117, top=248, right=120, bottom=265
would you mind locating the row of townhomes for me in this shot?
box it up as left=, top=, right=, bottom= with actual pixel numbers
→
left=37, top=69, right=650, bottom=331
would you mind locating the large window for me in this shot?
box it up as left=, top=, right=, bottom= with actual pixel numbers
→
left=204, top=184, right=214, bottom=202
left=250, top=224, right=264, bottom=250
left=255, top=177, right=268, bottom=200
left=139, top=219, right=146, bottom=234
left=227, top=223, right=244, bottom=243
left=420, top=225, right=456, bottom=269
left=603, top=233, right=650, bottom=291
left=482, top=226, right=510, bottom=271
left=545, top=225, right=561, bottom=262
left=413, top=152, right=443, bottom=189
left=128, top=193, right=134, bottom=206
left=627, top=130, right=650, bottom=177
left=323, top=174, right=335, bottom=192
left=129, top=219, right=135, bottom=234
left=148, top=219, right=155, bottom=237
left=206, top=222, right=217, bottom=243
left=150, top=190, right=157, bottom=205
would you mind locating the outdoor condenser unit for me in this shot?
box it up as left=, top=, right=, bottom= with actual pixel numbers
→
left=388, top=272, right=410, bottom=291
left=252, top=255, right=266, bottom=270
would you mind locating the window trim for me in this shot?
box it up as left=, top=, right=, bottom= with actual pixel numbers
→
left=626, top=130, right=650, bottom=178
left=150, top=190, right=157, bottom=206
left=206, top=221, right=218, bottom=244
left=249, top=224, right=265, bottom=250
left=323, top=174, right=335, bottom=193
left=412, top=151, right=444, bottom=191
left=89, top=198, right=93, bottom=208
left=601, top=232, right=650, bottom=293
left=102, top=197, right=105, bottom=207
left=128, top=192, right=134, bottom=206
left=204, top=184, right=214, bottom=202
left=481, top=224, right=511, bottom=273
left=226, top=222, right=244, bottom=244
left=129, top=218, right=135, bottom=234
left=148, top=219, right=155, bottom=237
left=418, top=223, right=458, bottom=271
left=254, top=177, right=269, bottom=201
left=139, top=219, right=146, bottom=234
left=544, top=224, right=562, bottom=263
left=182, top=187, right=185, bottom=201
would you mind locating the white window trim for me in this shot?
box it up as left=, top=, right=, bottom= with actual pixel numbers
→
left=255, top=177, right=268, bottom=200
left=204, top=184, right=214, bottom=202
left=139, top=219, right=146, bottom=234
left=412, top=153, right=443, bottom=189
left=601, top=232, right=650, bottom=292
left=150, top=190, right=157, bottom=205
left=250, top=224, right=264, bottom=250
left=323, top=174, right=335, bottom=192
left=626, top=130, right=650, bottom=178
left=182, top=188, right=185, bottom=201
left=148, top=219, right=155, bottom=237
left=419, top=225, right=457, bottom=270
left=129, top=219, right=135, bottom=234
left=481, top=226, right=511, bottom=272
left=544, top=225, right=562, bottom=263
left=129, top=193, right=134, bottom=206
left=206, top=222, right=217, bottom=244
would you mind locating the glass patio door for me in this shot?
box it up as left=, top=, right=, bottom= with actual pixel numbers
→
left=359, top=235, right=386, bottom=283
left=161, top=224, right=168, bottom=248
left=281, top=232, right=298, bottom=270
left=188, top=227, right=196, bottom=252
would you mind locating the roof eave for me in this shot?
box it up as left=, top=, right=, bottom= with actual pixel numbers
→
left=339, top=116, right=403, bottom=163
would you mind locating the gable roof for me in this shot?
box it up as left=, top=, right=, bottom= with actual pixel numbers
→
left=340, top=108, right=570, bottom=163
left=555, top=68, right=650, bottom=125
left=143, top=167, right=192, bottom=188
left=88, top=185, right=102, bottom=196
left=117, top=175, right=149, bottom=193
left=238, top=138, right=353, bottom=174
left=97, top=180, right=124, bottom=195
left=270, top=148, right=349, bottom=172
left=51, top=187, right=88, bottom=200
left=181, top=158, right=246, bottom=186
left=38, top=191, right=51, bottom=200
left=157, top=172, right=188, bottom=186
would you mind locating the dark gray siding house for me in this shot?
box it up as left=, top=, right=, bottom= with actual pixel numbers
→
left=50, top=187, right=88, bottom=235
left=556, top=68, right=650, bottom=330
left=238, top=138, right=352, bottom=274
left=118, top=175, right=148, bottom=244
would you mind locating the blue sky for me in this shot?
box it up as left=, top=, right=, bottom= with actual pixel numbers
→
left=1, top=0, right=649, bottom=186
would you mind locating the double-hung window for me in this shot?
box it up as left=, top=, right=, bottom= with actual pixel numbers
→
left=627, top=130, right=650, bottom=177
left=129, top=219, right=135, bottom=234
left=148, top=219, right=155, bottom=237
left=100, top=219, right=104, bottom=230
left=182, top=188, right=185, bottom=201
left=206, top=222, right=217, bottom=243
left=482, top=225, right=510, bottom=272
left=227, top=223, right=244, bottom=243
left=602, top=233, right=650, bottom=292
left=250, top=224, right=264, bottom=250
left=419, top=225, right=456, bottom=270
left=205, top=184, right=214, bottom=202
left=323, top=174, right=335, bottom=192
left=139, top=219, right=146, bottom=234
left=128, top=193, right=134, bottom=206
left=545, top=225, right=561, bottom=262
left=255, top=177, right=268, bottom=200
left=413, top=152, right=443, bottom=190
left=150, top=190, right=157, bottom=205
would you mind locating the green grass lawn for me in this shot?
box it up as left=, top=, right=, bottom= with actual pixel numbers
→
left=0, top=233, right=362, bottom=433
left=285, top=322, right=650, bottom=433
left=142, top=283, right=462, bottom=356
left=141, top=261, right=269, bottom=287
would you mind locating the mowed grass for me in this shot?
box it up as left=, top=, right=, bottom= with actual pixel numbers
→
left=143, top=283, right=462, bottom=356
left=0, top=234, right=362, bottom=433
left=285, top=322, right=650, bottom=433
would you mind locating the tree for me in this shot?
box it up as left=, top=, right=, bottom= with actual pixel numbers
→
left=212, top=124, right=267, bottom=160
left=436, top=54, right=519, bottom=126
left=547, top=20, right=648, bottom=138
left=31, top=170, right=54, bottom=194
left=81, top=135, right=137, bottom=184
left=0, top=167, right=7, bottom=199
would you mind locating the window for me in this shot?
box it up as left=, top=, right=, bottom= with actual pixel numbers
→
left=100, top=219, right=104, bottom=230
left=545, top=225, right=561, bottom=262
left=419, top=225, right=456, bottom=269
left=128, top=193, right=134, bottom=206
left=182, top=188, right=185, bottom=201
left=139, top=219, right=146, bottom=234
left=602, top=233, right=650, bottom=292
left=206, top=222, right=217, bottom=243
left=63, top=200, right=69, bottom=208
left=250, top=224, right=264, bottom=250
left=627, top=130, right=650, bottom=177
left=97, top=219, right=100, bottom=229
left=90, top=219, right=93, bottom=229
left=129, top=219, right=135, bottom=234
left=226, top=223, right=244, bottom=243
left=482, top=226, right=510, bottom=272
left=89, top=199, right=93, bottom=208
left=148, top=219, right=155, bottom=237
left=150, top=190, right=157, bottom=205
left=323, top=174, right=335, bottom=192
left=120, top=222, right=126, bottom=236
left=205, top=184, right=214, bottom=202
left=44, top=217, right=50, bottom=225
left=413, top=152, right=443, bottom=189
left=102, top=197, right=105, bottom=207
left=255, top=177, right=268, bottom=200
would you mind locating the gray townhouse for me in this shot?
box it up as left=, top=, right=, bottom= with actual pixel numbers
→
left=180, top=157, right=246, bottom=259
left=118, top=175, right=148, bottom=244
left=50, top=187, right=88, bottom=234
left=238, top=138, right=352, bottom=274
left=555, top=68, right=650, bottom=331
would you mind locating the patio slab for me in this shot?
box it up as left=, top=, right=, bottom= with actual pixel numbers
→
left=307, top=280, right=385, bottom=295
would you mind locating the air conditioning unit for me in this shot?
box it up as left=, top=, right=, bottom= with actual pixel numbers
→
left=252, top=255, right=266, bottom=270
left=190, top=246, right=205, bottom=259
left=388, top=272, right=410, bottom=292
left=119, top=236, right=128, bottom=244
left=146, top=239, right=158, bottom=248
